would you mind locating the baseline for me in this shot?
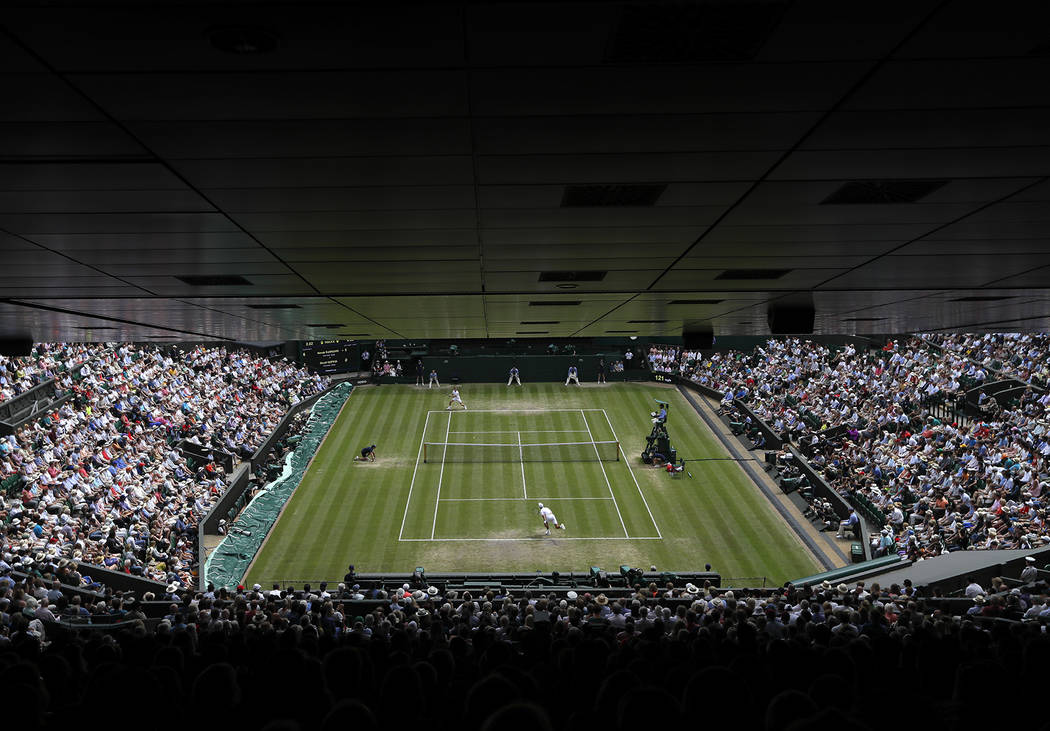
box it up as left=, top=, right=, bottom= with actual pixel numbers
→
left=438, top=497, right=614, bottom=502
left=400, top=536, right=663, bottom=542
left=429, top=409, right=610, bottom=413
left=448, top=429, right=590, bottom=434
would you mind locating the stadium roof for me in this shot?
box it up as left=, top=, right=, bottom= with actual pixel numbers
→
left=1, top=0, right=1050, bottom=342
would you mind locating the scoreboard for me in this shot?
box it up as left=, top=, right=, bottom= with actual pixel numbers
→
left=301, top=340, right=358, bottom=374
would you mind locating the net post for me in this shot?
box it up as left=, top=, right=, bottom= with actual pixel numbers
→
left=616, top=441, right=621, bottom=461
left=423, top=443, right=428, bottom=463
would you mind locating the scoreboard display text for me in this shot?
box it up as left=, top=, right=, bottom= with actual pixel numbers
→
left=301, top=340, right=357, bottom=374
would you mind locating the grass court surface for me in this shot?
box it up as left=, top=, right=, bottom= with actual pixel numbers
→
left=246, top=383, right=819, bottom=586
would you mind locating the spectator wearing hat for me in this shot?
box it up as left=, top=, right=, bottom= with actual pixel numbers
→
left=1021, top=556, right=1039, bottom=583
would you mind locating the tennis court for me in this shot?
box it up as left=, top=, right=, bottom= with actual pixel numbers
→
left=245, top=382, right=820, bottom=586
left=399, top=408, right=661, bottom=541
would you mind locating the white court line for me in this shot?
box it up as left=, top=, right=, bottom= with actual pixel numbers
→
left=428, top=409, right=610, bottom=413
left=581, top=409, right=629, bottom=537
left=398, top=409, right=432, bottom=541
left=448, top=430, right=590, bottom=434
left=430, top=410, right=452, bottom=539
left=601, top=408, right=663, bottom=539
left=400, top=537, right=662, bottom=542
left=518, top=431, right=527, bottom=500
left=439, top=497, right=614, bottom=502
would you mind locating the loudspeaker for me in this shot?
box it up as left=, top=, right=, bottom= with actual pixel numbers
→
left=767, top=306, right=814, bottom=334
left=682, top=329, right=714, bottom=348
left=0, top=338, right=32, bottom=356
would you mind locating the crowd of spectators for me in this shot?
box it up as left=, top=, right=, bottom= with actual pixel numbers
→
left=925, top=332, right=1050, bottom=389
left=658, top=336, right=1050, bottom=559
left=0, top=343, right=105, bottom=402
left=2, top=565, right=1048, bottom=729
left=0, top=344, right=329, bottom=590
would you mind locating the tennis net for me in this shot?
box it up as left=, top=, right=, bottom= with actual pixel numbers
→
left=423, top=440, right=620, bottom=463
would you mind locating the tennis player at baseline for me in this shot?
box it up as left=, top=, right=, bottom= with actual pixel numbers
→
left=538, top=502, right=566, bottom=535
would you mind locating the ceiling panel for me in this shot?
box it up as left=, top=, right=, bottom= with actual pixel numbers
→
left=0, top=162, right=185, bottom=190
left=0, top=121, right=143, bottom=157
left=118, top=274, right=315, bottom=297
left=821, top=254, right=1050, bottom=289
left=772, top=147, right=1050, bottom=179
left=473, top=113, right=820, bottom=154
left=205, top=186, right=477, bottom=212
left=0, top=189, right=213, bottom=213
left=28, top=231, right=259, bottom=250
left=5, top=5, right=465, bottom=72
left=233, top=210, right=477, bottom=231
left=72, top=71, right=470, bottom=120
left=481, top=227, right=701, bottom=246
left=278, top=245, right=479, bottom=262
left=478, top=152, right=782, bottom=184
left=256, top=229, right=476, bottom=248
left=131, top=119, right=472, bottom=158
left=339, top=295, right=485, bottom=320
left=0, top=74, right=106, bottom=121
left=845, top=59, right=1050, bottom=110
left=804, top=110, right=1050, bottom=150
left=655, top=268, right=846, bottom=291
left=470, top=64, right=869, bottom=116
left=480, top=206, right=723, bottom=228
left=893, top=0, right=1050, bottom=58
left=0, top=1, right=1047, bottom=339
left=0, top=212, right=239, bottom=234
left=173, top=156, right=476, bottom=188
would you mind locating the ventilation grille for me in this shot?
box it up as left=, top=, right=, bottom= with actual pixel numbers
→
left=529, top=301, right=581, bottom=307
left=715, top=269, right=790, bottom=280
left=247, top=303, right=300, bottom=310
left=306, top=323, right=345, bottom=328
left=561, top=184, right=666, bottom=207
left=521, top=321, right=559, bottom=325
left=176, top=274, right=252, bottom=286
left=516, top=330, right=549, bottom=335
left=821, top=180, right=948, bottom=205
left=538, top=270, right=607, bottom=282
left=669, top=299, right=724, bottom=305
left=951, top=296, right=1016, bottom=302
left=606, top=1, right=788, bottom=63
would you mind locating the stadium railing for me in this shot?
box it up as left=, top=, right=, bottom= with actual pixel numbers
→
left=267, top=571, right=723, bottom=592
left=194, top=384, right=337, bottom=589
left=0, top=378, right=72, bottom=436
left=179, top=439, right=235, bottom=473
left=784, top=445, right=871, bottom=559
left=249, top=388, right=330, bottom=472
left=788, top=554, right=907, bottom=588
